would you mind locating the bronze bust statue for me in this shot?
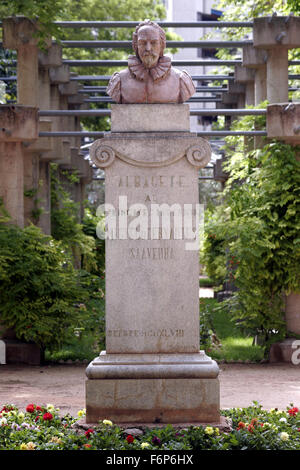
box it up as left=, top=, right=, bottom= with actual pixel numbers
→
left=107, top=20, right=196, bottom=104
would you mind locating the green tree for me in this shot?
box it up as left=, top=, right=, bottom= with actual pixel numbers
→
left=202, top=107, right=300, bottom=346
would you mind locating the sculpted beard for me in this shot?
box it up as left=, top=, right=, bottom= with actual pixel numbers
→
left=141, top=52, right=158, bottom=68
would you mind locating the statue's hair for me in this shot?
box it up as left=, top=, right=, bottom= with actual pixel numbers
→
left=132, top=19, right=166, bottom=57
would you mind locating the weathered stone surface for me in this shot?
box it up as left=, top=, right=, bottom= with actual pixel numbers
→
left=36, top=160, right=51, bottom=235
left=285, top=292, right=300, bottom=335
left=49, top=65, right=70, bottom=84
left=0, top=142, right=24, bottom=227
left=0, top=106, right=38, bottom=227
left=75, top=415, right=232, bottom=432
left=235, top=65, right=255, bottom=84
left=39, top=44, right=62, bottom=68
left=253, top=16, right=300, bottom=49
left=3, top=17, right=49, bottom=49
left=267, top=103, right=300, bottom=143
left=86, top=378, right=220, bottom=423
left=228, top=82, right=245, bottom=95
left=3, top=339, right=42, bottom=365
left=86, top=104, right=219, bottom=424
left=90, top=132, right=210, bottom=354
left=60, top=147, right=85, bottom=176
left=214, top=157, right=228, bottom=183
left=269, top=338, right=299, bottom=363
left=0, top=340, right=5, bottom=364
left=58, top=82, right=79, bottom=96
left=86, top=351, right=219, bottom=379
left=111, top=104, right=190, bottom=132
left=0, top=105, right=38, bottom=142
left=29, top=120, right=53, bottom=152
left=67, top=93, right=86, bottom=105
left=242, top=44, right=267, bottom=68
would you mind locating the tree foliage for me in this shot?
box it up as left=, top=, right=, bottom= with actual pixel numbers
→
left=202, top=108, right=300, bottom=345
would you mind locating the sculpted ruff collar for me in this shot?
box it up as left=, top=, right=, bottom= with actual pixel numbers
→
left=128, top=55, right=172, bottom=82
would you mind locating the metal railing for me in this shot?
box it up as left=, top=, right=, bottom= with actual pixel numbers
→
left=39, top=130, right=267, bottom=137
left=0, top=20, right=254, bottom=28
left=38, top=108, right=266, bottom=117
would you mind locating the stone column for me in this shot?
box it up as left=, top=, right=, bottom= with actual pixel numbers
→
left=49, top=65, right=70, bottom=165
left=35, top=44, right=63, bottom=234
left=228, top=82, right=246, bottom=110
left=242, top=44, right=268, bottom=149
left=234, top=65, right=255, bottom=107
left=0, top=105, right=38, bottom=226
left=2, top=17, right=54, bottom=228
left=242, top=44, right=267, bottom=105
left=2, top=17, right=45, bottom=107
left=85, top=104, right=220, bottom=424
left=253, top=16, right=300, bottom=104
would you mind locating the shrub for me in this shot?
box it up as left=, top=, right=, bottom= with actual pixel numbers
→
left=0, top=222, right=86, bottom=350
left=202, top=108, right=300, bottom=346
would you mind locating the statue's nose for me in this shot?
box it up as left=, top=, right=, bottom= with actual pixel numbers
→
left=145, top=41, right=151, bottom=51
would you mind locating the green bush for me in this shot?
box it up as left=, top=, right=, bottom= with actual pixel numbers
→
left=0, top=222, right=89, bottom=351
left=50, top=164, right=97, bottom=271
left=202, top=107, right=300, bottom=346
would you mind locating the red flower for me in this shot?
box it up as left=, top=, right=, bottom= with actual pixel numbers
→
left=250, top=418, right=258, bottom=427
left=85, top=429, right=94, bottom=439
left=1, top=406, right=14, bottom=413
left=84, top=444, right=92, bottom=449
left=36, top=406, right=42, bottom=412
left=43, top=412, right=53, bottom=421
left=126, top=434, right=134, bottom=444
left=26, top=404, right=35, bottom=413
left=288, top=407, right=299, bottom=417
left=237, top=421, right=246, bottom=431
left=247, top=424, right=255, bottom=433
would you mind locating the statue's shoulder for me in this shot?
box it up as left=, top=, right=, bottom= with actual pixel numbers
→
left=179, top=70, right=196, bottom=102
left=172, top=68, right=195, bottom=103
left=107, top=69, right=129, bottom=103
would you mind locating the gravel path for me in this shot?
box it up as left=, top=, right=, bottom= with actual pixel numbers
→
left=0, top=362, right=299, bottom=416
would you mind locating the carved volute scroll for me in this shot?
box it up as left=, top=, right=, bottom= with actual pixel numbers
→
left=90, top=135, right=211, bottom=169
left=186, top=142, right=211, bottom=168
left=90, top=142, right=115, bottom=168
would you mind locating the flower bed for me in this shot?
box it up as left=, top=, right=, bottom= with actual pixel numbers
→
left=0, top=402, right=299, bottom=450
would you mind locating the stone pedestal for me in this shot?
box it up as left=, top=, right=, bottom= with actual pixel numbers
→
left=85, top=104, right=220, bottom=424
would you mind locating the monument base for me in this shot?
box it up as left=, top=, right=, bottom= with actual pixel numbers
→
left=85, top=351, right=220, bottom=424
left=269, top=338, right=299, bottom=363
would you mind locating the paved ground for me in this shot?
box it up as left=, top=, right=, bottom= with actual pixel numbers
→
left=0, top=362, right=299, bottom=416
